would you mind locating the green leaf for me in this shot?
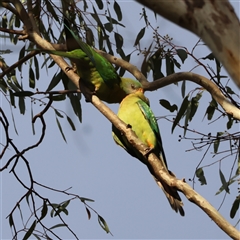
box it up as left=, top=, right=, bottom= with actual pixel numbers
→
left=14, top=91, right=34, bottom=97
left=204, top=98, right=217, bottom=120
left=230, top=196, right=240, bottom=218
left=189, top=93, right=202, bottom=121
left=114, top=0, right=122, bottom=21
left=19, top=96, right=25, bottom=115
left=202, top=52, right=215, bottom=60
left=54, top=109, right=64, bottom=118
left=33, top=56, right=40, bottom=80
left=9, top=90, right=15, bottom=107
left=173, top=58, right=181, bottom=69
left=8, top=214, right=14, bottom=227
left=225, top=86, right=235, bottom=95
left=46, top=0, right=59, bottom=22
left=114, top=32, right=123, bottom=50
left=172, top=96, right=189, bottom=133
left=23, top=220, right=36, bottom=240
left=134, top=27, right=145, bottom=46
left=61, top=200, right=70, bottom=209
left=219, top=169, right=230, bottom=194
left=40, top=200, right=48, bottom=220
left=95, top=0, right=104, bottom=9
left=165, top=55, right=174, bottom=76
left=46, top=71, right=62, bottom=91
left=196, top=168, right=207, bottom=185
left=159, top=99, right=177, bottom=112
left=67, top=115, right=76, bottom=131
left=214, top=132, right=223, bottom=153
left=31, top=103, right=35, bottom=135
left=79, top=197, right=95, bottom=203
left=98, top=215, right=110, bottom=234
left=176, top=49, right=188, bottom=63
left=227, top=115, right=233, bottom=129
left=29, top=67, right=35, bottom=88
left=49, top=223, right=66, bottom=230
left=181, top=80, right=186, bottom=98
left=56, top=117, right=67, bottom=142
left=18, top=45, right=25, bottom=71
left=70, top=94, right=82, bottom=123
left=85, top=207, right=91, bottom=219
left=51, top=94, right=66, bottom=101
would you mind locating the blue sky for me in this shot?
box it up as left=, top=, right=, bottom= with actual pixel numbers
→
left=1, top=1, right=239, bottom=239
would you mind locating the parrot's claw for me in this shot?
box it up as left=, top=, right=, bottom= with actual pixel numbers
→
left=65, top=66, right=73, bottom=72
left=144, top=147, right=154, bottom=157
left=126, top=124, right=132, bottom=129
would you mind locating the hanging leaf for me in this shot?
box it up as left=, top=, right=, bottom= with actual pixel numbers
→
left=114, top=32, right=123, bottom=50
left=176, top=49, right=188, bottom=63
left=85, top=207, right=91, bottom=220
left=54, top=109, right=64, bottom=118
left=14, top=91, right=34, bottom=97
left=202, top=52, right=215, bottom=60
left=159, top=99, right=178, bottom=112
left=98, top=215, right=110, bottom=234
left=219, top=169, right=230, bottom=194
left=56, top=117, right=67, bottom=142
left=189, top=93, right=202, bottom=121
left=29, top=67, right=35, bottom=88
left=49, top=223, right=66, bottom=230
left=172, top=96, right=189, bottom=133
left=18, top=96, right=25, bottom=115
left=95, top=0, right=104, bottom=9
left=70, top=94, right=82, bottom=123
left=214, top=132, right=223, bottom=153
left=181, top=80, right=186, bottom=98
left=40, top=200, right=48, bottom=220
left=134, top=27, right=145, bottom=46
left=33, top=56, right=40, bottom=80
left=46, top=71, right=62, bottom=92
left=23, top=220, right=37, bottom=240
left=165, top=55, right=174, bottom=76
left=230, top=196, right=240, bottom=218
left=67, top=115, right=76, bottom=131
left=114, top=0, right=122, bottom=21
left=46, top=0, right=59, bottom=22
left=196, top=168, right=207, bottom=185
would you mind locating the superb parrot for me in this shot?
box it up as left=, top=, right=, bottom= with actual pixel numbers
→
left=61, top=19, right=142, bottom=103
left=112, top=88, right=185, bottom=216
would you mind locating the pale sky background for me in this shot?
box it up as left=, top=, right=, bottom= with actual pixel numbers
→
left=1, top=1, right=239, bottom=239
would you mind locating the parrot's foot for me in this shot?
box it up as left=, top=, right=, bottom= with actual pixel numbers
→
left=144, top=147, right=154, bottom=157
left=65, top=66, right=73, bottom=72
left=80, top=81, right=93, bottom=102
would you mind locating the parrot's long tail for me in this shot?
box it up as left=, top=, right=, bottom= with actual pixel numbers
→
left=153, top=173, right=185, bottom=216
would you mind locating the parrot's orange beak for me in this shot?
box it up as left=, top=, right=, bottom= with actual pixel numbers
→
left=137, top=88, right=144, bottom=93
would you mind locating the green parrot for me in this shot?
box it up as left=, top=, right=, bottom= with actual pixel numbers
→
left=112, top=88, right=185, bottom=216
left=60, top=19, right=142, bottom=103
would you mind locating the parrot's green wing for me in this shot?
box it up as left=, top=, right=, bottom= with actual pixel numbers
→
left=64, top=19, right=121, bottom=89
left=112, top=90, right=184, bottom=216
left=136, top=99, right=168, bottom=169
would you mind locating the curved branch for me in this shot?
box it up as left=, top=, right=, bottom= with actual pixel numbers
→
left=135, top=0, right=240, bottom=88
left=144, top=72, right=240, bottom=120
left=96, top=50, right=240, bottom=120
left=85, top=92, right=239, bottom=240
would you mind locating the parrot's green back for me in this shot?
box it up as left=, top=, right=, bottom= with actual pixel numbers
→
left=63, top=19, right=142, bottom=103
left=112, top=89, right=185, bottom=216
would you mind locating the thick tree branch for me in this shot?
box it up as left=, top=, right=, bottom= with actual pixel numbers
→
left=135, top=0, right=240, bottom=88
left=96, top=51, right=240, bottom=121
left=145, top=72, right=240, bottom=120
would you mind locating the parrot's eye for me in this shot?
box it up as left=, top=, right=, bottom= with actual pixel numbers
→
left=131, top=84, right=136, bottom=90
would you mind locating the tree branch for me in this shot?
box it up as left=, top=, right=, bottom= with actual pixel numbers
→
left=144, top=72, right=240, bottom=120
left=96, top=51, right=240, bottom=120
left=135, top=0, right=240, bottom=88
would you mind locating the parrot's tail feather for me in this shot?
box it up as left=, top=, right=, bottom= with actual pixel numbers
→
left=153, top=176, right=185, bottom=216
